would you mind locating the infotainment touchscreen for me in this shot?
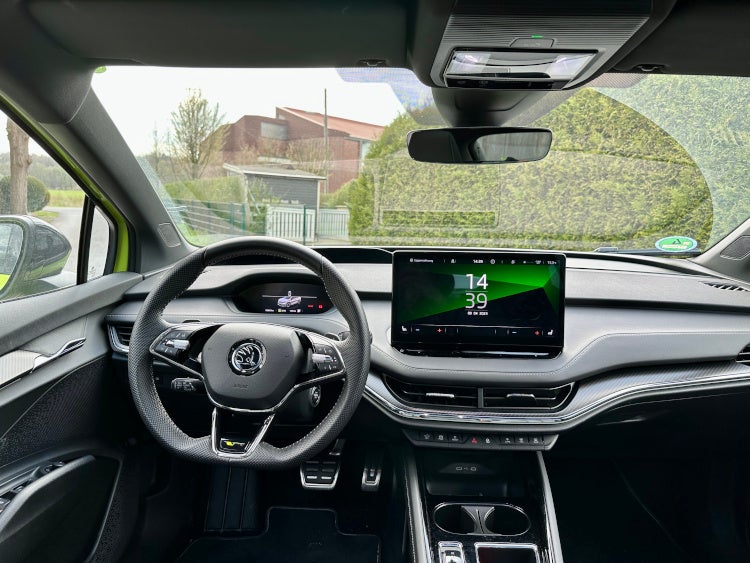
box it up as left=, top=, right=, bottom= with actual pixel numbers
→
left=391, top=251, right=565, bottom=355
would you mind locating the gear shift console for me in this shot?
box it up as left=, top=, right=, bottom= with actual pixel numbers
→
left=438, top=541, right=466, bottom=563
left=416, top=450, right=561, bottom=562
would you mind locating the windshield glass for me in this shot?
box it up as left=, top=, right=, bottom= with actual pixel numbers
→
left=93, top=68, right=750, bottom=254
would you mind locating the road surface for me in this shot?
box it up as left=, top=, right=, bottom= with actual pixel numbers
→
left=45, top=206, right=110, bottom=276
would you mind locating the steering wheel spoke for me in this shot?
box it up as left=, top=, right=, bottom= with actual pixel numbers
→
left=210, top=407, right=275, bottom=458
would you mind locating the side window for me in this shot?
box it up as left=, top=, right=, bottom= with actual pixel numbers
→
left=0, top=113, right=112, bottom=301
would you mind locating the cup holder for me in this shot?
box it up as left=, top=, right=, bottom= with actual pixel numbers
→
left=433, top=503, right=480, bottom=535
left=483, top=505, right=531, bottom=536
left=433, top=503, right=531, bottom=537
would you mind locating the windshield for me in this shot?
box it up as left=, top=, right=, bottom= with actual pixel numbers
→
left=93, top=68, right=750, bottom=255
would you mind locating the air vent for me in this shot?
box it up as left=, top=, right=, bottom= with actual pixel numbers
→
left=737, top=345, right=750, bottom=366
left=384, top=377, right=479, bottom=408
left=109, top=324, right=132, bottom=352
left=482, top=384, right=574, bottom=411
left=702, top=282, right=749, bottom=292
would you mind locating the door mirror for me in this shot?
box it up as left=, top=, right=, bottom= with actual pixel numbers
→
left=0, top=216, right=72, bottom=300
left=407, top=127, right=552, bottom=164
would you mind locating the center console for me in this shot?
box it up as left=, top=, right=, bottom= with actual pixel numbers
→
left=404, top=448, right=563, bottom=563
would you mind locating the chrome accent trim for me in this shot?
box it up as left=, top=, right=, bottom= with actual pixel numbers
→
left=364, top=367, right=750, bottom=428
left=108, top=324, right=129, bottom=354
left=210, top=408, right=274, bottom=458
left=474, top=543, right=540, bottom=563
left=229, top=339, right=266, bottom=375
left=202, top=370, right=346, bottom=415
left=405, top=450, right=433, bottom=563
left=30, top=338, right=86, bottom=372
left=537, top=452, right=564, bottom=562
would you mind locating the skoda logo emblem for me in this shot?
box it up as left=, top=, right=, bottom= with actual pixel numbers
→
left=229, top=340, right=266, bottom=375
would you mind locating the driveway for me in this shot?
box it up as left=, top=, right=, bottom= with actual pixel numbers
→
left=45, top=206, right=110, bottom=276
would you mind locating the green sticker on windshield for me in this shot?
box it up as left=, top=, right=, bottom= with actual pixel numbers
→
left=655, top=236, right=698, bottom=253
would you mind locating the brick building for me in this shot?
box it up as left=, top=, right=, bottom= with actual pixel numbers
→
left=220, top=107, right=384, bottom=193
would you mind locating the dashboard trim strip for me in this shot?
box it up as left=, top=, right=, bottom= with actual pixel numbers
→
left=363, top=365, right=750, bottom=428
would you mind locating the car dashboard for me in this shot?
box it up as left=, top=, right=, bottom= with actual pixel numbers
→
left=105, top=248, right=750, bottom=452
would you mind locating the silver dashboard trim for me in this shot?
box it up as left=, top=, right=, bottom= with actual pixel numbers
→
left=108, top=324, right=130, bottom=354
left=537, top=452, right=564, bottom=562
left=363, top=365, right=750, bottom=429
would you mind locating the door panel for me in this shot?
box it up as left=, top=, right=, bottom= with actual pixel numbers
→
left=0, top=274, right=144, bottom=562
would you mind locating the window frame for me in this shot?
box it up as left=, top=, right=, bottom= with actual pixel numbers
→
left=0, top=100, right=126, bottom=300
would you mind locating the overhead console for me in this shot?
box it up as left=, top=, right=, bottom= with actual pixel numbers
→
left=430, top=0, right=663, bottom=90
left=391, top=251, right=565, bottom=358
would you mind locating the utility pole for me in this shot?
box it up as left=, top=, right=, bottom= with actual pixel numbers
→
left=323, top=89, right=329, bottom=195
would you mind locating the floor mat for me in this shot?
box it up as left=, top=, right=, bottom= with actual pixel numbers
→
left=177, top=507, right=380, bottom=563
left=546, top=458, right=689, bottom=563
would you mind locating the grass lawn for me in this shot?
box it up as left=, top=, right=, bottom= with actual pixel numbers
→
left=32, top=210, right=60, bottom=221
left=48, top=189, right=85, bottom=207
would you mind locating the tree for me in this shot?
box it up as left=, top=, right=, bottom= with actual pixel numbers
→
left=6, top=118, right=31, bottom=214
left=168, top=89, right=226, bottom=179
left=146, top=125, right=167, bottom=175
left=286, top=138, right=331, bottom=177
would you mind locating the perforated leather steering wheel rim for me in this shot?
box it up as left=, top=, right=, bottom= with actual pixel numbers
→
left=127, top=237, right=370, bottom=469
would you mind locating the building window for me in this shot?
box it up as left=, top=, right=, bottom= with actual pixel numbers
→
left=360, top=141, right=372, bottom=161
left=260, top=122, right=288, bottom=140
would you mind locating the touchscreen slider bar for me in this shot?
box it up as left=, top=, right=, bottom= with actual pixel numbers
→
left=401, top=325, right=556, bottom=338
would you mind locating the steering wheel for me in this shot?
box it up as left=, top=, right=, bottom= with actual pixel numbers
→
left=127, top=237, right=370, bottom=469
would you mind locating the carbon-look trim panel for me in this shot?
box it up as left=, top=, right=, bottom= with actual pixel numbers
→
left=364, top=361, right=750, bottom=431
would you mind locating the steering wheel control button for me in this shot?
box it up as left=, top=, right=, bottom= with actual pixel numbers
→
left=171, top=377, right=202, bottom=392
left=229, top=340, right=266, bottom=375
left=219, top=438, right=249, bottom=453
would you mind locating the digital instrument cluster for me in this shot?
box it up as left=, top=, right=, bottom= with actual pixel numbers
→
left=234, top=282, right=333, bottom=314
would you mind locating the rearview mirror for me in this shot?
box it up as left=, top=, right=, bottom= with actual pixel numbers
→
left=0, top=215, right=72, bottom=300
left=407, top=127, right=552, bottom=164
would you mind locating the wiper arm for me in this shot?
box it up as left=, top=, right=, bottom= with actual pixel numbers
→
left=593, top=246, right=701, bottom=258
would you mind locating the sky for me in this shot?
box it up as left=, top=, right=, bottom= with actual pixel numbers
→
left=1, top=67, right=415, bottom=156
left=92, top=67, right=408, bottom=155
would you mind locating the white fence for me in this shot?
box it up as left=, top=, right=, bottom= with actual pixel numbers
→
left=316, top=208, right=350, bottom=240
left=265, top=206, right=349, bottom=243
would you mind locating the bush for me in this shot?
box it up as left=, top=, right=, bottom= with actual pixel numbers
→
left=26, top=177, right=49, bottom=212
left=347, top=89, right=714, bottom=251
left=164, top=176, right=244, bottom=203
left=0, top=175, right=49, bottom=213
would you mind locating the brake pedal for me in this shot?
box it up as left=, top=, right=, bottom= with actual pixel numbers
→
left=299, top=439, right=344, bottom=490
left=300, top=460, right=340, bottom=490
